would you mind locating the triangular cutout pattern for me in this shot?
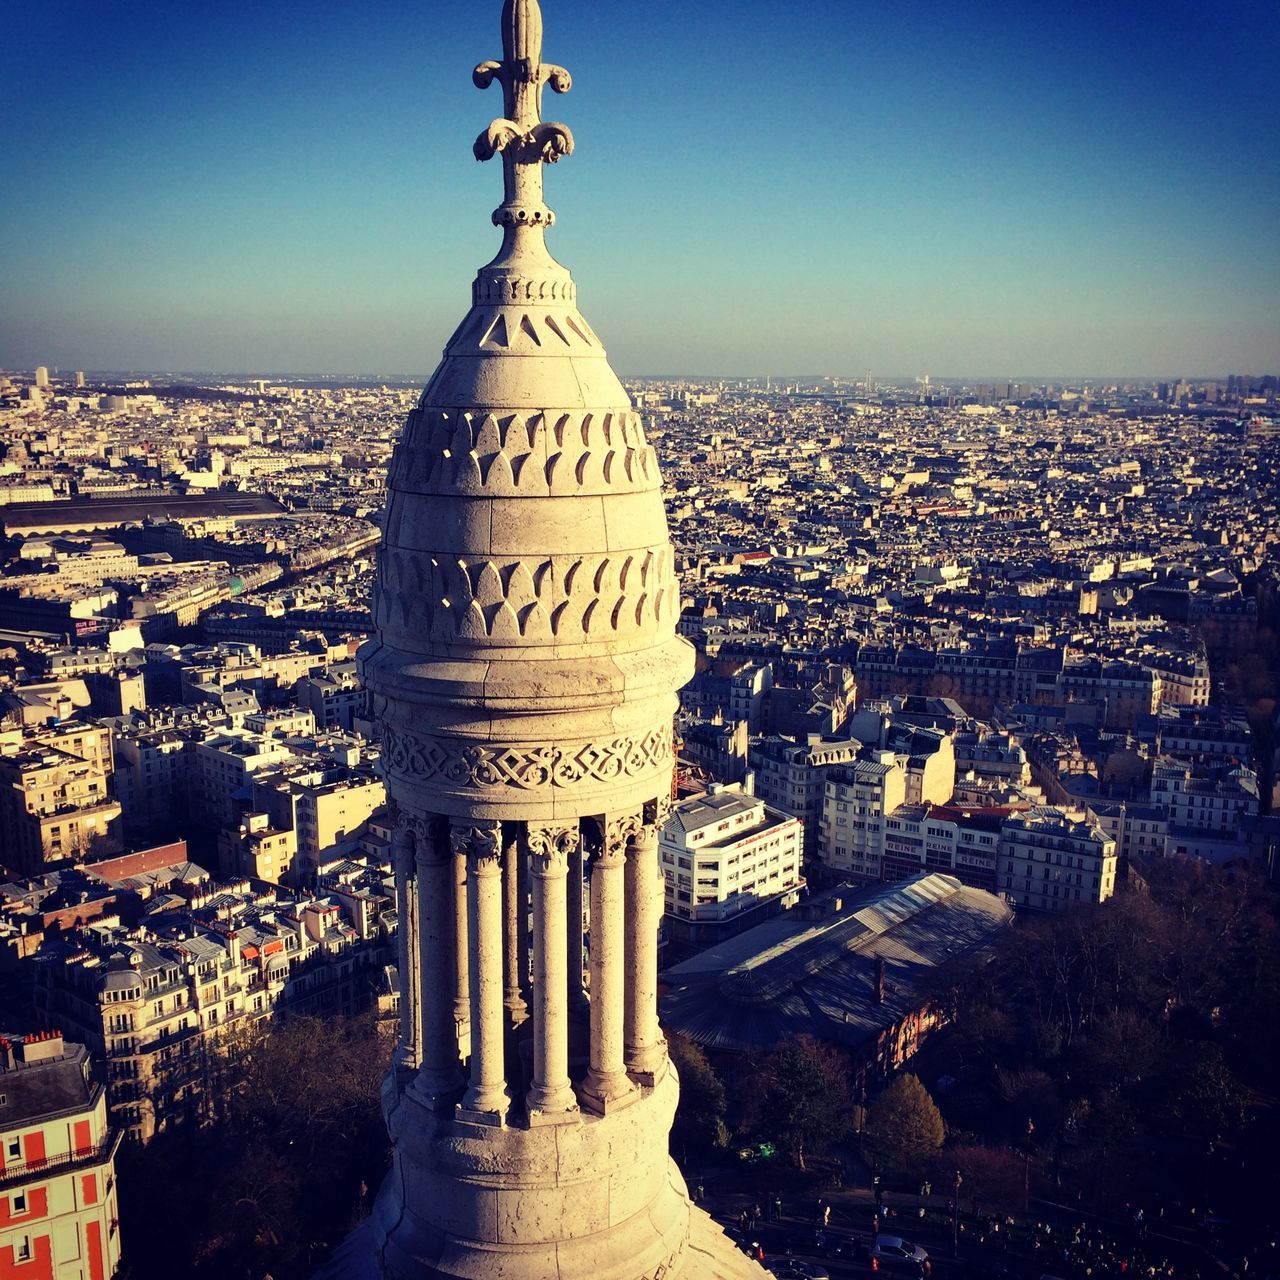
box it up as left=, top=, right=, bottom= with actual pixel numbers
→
left=480, top=314, right=509, bottom=348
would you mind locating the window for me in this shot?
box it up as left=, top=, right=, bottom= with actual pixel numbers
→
left=6, top=1137, right=20, bottom=1160
left=15, top=1236, right=31, bottom=1261
left=12, top=1192, right=26, bottom=1215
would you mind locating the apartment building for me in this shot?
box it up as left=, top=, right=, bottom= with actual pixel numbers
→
left=880, top=803, right=1009, bottom=891
left=0, top=728, right=122, bottom=876
left=1058, top=658, right=1161, bottom=730
left=998, top=807, right=1117, bottom=911
left=34, top=864, right=392, bottom=1145
left=217, top=812, right=299, bottom=883
left=660, top=782, right=803, bottom=945
left=298, top=661, right=364, bottom=732
left=0, top=1031, right=121, bottom=1280
left=188, top=731, right=294, bottom=830
left=110, top=730, right=188, bottom=838
left=750, top=735, right=864, bottom=858
left=819, top=757, right=907, bottom=883
left=252, top=768, right=386, bottom=883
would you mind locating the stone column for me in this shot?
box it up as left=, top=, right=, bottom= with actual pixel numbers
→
left=451, top=833, right=471, bottom=1056
left=525, top=823, right=579, bottom=1122
left=567, top=834, right=588, bottom=1014
left=412, top=817, right=462, bottom=1107
left=518, top=835, right=533, bottom=1011
left=502, top=831, right=527, bottom=1025
left=391, top=819, right=420, bottom=1074
left=581, top=813, right=640, bottom=1114
left=456, top=823, right=508, bottom=1121
left=624, top=820, right=665, bottom=1084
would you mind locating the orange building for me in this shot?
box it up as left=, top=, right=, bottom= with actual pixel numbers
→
left=0, top=1031, right=120, bottom=1280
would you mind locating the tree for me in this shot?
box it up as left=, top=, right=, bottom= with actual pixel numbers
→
left=994, top=1068, right=1062, bottom=1143
left=1148, top=1042, right=1248, bottom=1140
left=866, top=1074, right=945, bottom=1174
left=758, top=1036, right=851, bottom=1169
left=941, top=1144, right=1025, bottom=1217
left=668, top=1033, right=729, bottom=1157
left=116, top=1011, right=392, bottom=1280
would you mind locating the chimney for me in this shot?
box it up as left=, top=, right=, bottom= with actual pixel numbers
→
left=875, top=956, right=886, bottom=1004
left=17, top=1030, right=65, bottom=1065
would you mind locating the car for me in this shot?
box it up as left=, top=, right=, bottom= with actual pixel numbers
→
left=766, top=1263, right=831, bottom=1280
left=871, top=1236, right=930, bottom=1268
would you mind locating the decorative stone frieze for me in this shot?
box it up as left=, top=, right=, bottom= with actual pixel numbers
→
left=382, top=727, right=673, bottom=792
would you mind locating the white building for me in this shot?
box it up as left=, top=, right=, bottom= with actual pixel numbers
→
left=298, top=661, right=365, bottom=732
left=819, top=757, right=906, bottom=882
left=660, top=782, right=803, bottom=944
left=998, top=806, right=1117, bottom=911
left=1150, top=758, right=1260, bottom=862
left=112, top=729, right=189, bottom=835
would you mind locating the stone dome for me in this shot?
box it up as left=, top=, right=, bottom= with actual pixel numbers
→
left=360, top=149, right=693, bottom=828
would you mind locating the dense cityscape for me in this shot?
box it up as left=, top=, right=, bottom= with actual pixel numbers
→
left=0, top=363, right=1276, bottom=1279
left=4, top=0, right=1280, bottom=1269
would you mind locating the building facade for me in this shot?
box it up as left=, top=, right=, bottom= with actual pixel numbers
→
left=0, top=726, right=122, bottom=875
left=660, top=783, right=804, bottom=945
left=0, top=1032, right=121, bottom=1280
left=998, top=807, right=1117, bottom=911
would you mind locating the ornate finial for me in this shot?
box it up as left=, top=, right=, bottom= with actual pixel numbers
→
left=473, top=0, right=574, bottom=231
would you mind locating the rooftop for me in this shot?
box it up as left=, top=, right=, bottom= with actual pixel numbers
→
left=660, top=872, right=1013, bottom=1054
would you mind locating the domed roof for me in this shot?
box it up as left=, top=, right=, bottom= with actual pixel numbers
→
left=360, top=0, right=692, bottom=822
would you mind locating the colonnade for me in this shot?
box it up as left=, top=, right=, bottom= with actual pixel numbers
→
left=390, top=801, right=669, bottom=1124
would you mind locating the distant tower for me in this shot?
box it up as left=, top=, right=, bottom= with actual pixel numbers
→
left=352, top=3, right=766, bottom=1278
left=35, top=366, right=49, bottom=389
left=75, top=370, right=86, bottom=388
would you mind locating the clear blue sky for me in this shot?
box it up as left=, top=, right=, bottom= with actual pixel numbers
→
left=2, top=0, right=1277, bottom=379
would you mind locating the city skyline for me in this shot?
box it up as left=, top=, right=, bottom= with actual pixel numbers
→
left=2, top=0, right=1278, bottom=377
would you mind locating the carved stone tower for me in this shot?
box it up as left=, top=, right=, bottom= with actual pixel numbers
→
left=356, top=3, right=768, bottom=1277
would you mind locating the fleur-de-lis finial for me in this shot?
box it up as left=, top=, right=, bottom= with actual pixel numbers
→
left=473, top=0, right=574, bottom=232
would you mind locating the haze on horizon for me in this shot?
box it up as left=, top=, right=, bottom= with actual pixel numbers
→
left=2, top=0, right=1277, bottom=379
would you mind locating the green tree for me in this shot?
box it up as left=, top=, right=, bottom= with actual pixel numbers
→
left=759, top=1036, right=851, bottom=1169
left=668, top=1033, right=729, bottom=1157
left=866, top=1073, right=945, bottom=1174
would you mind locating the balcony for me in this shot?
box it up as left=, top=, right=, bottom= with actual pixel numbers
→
left=0, top=1129, right=122, bottom=1190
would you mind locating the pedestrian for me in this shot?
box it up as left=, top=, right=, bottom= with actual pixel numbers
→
left=823, top=1204, right=832, bottom=1228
